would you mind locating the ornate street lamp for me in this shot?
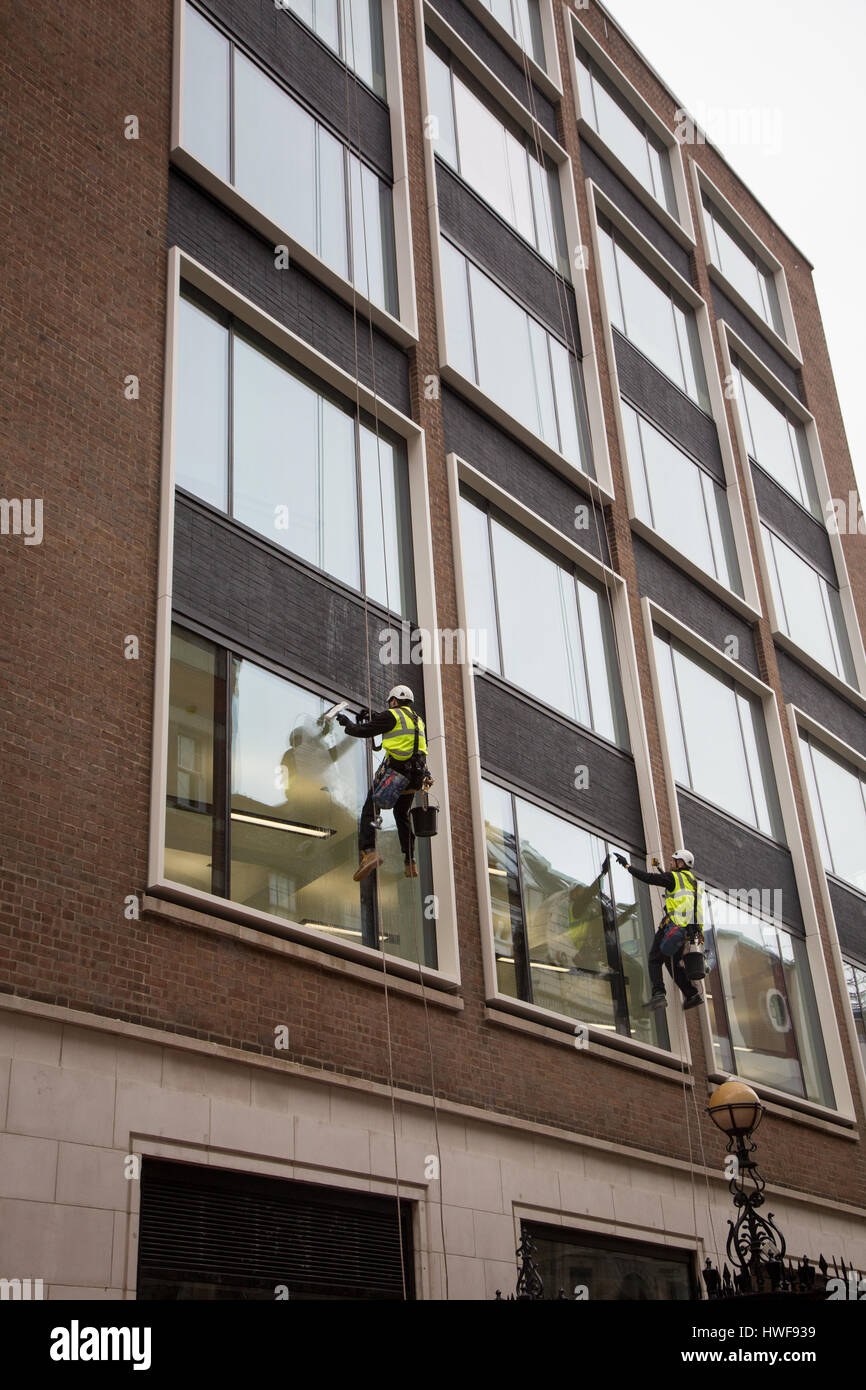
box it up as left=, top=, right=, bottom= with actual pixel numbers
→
left=707, top=1080, right=786, bottom=1293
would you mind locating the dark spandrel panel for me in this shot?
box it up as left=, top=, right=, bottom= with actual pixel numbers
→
left=631, top=537, right=759, bottom=676
left=776, top=648, right=866, bottom=759
left=199, top=0, right=392, bottom=178
left=677, top=790, right=804, bottom=935
left=436, top=162, right=580, bottom=347
left=172, top=497, right=420, bottom=712
left=710, top=283, right=804, bottom=403
left=579, top=140, right=691, bottom=281
left=613, top=332, right=723, bottom=481
left=427, top=0, right=557, bottom=136
left=167, top=170, right=410, bottom=415
left=475, top=674, right=644, bottom=847
left=829, top=878, right=866, bottom=966
left=750, top=463, right=837, bottom=583
left=441, top=386, right=608, bottom=564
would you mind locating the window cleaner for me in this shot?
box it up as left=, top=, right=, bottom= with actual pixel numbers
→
left=614, top=849, right=704, bottom=1011
left=336, top=685, right=431, bottom=881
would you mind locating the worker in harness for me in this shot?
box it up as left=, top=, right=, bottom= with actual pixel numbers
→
left=614, top=849, right=704, bottom=1011
left=337, top=685, right=429, bottom=882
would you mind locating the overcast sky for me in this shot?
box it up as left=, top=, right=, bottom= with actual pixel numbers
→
left=604, top=0, right=866, bottom=504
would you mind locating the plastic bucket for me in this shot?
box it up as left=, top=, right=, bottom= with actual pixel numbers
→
left=410, top=798, right=439, bottom=838
left=683, top=947, right=706, bottom=980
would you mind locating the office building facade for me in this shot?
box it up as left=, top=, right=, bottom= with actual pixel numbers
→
left=2, top=0, right=866, bottom=1298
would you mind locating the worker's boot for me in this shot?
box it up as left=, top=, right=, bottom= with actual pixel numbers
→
left=683, top=991, right=703, bottom=1011
left=643, top=990, right=667, bottom=1010
left=404, top=857, right=418, bottom=878
left=353, top=849, right=384, bottom=882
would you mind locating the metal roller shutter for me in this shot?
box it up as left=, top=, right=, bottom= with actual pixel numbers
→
left=137, top=1158, right=414, bottom=1300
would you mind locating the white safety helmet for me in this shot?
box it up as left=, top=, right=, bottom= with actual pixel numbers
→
left=672, top=848, right=694, bottom=868
left=387, top=684, right=414, bottom=704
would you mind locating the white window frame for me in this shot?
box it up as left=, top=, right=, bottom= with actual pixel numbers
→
left=150, top=246, right=460, bottom=987
left=642, top=596, right=856, bottom=1123
left=788, top=706, right=866, bottom=1115
left=448, top=450, right=698, bottom=1071
left=566, top=11, right=696, bottom=247
left=718, top=322, right=866, bottom=697
left=170, top=0, right=419, bottom=345
left=417, top=0, right=615, bottom=500
left=587, top=182, right=763, bottom=619
left=691, top=161, right=801, bottom=366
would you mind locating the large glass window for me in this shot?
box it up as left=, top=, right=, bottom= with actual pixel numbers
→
left=731, top=360, right=821, bottom=516
left=620, top=400, right=742, bottom=594
left=702, top=196, right=785, bottom=337
left=598, top=223, right=710, bottom=410
left=653, top=632, right=785, bottom=840
left=181, top=3, right=398, bottom=313
left=175, top=291, right=415, bottom=618
left=798, top=735, right=866, bottom=895
left=165, top=627, right=436, bottom=966
left=440, top=239, right=593, bottom=472
left=276, top=0, right=387, bottom=97
left=426, top=41, right=566, bottom=272
left=483, top=781, right=668, bottom=1048
left=478, top=0, right=545, bottom=68
left=844, top=961, right=866, bottom=1074
left=461, top=493, right=628, bottom=747
left=526, top=1223, right=694, bottom=1300
left=704, top=890, right=833, bottom=1107
left=762, top=526, right=856, bottom=684
left=575, top=48, right=677, bottom=218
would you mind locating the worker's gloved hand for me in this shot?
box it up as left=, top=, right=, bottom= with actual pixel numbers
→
left=336, top=712, right=351, bottom=728
left=615, top=854, right=629, bottom=869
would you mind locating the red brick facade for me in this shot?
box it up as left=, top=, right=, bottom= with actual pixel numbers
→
left=2, top=0, right=865, bottom=1241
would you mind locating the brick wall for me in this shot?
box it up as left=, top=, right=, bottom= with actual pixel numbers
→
left=1, top=0, right=865, bottom=1223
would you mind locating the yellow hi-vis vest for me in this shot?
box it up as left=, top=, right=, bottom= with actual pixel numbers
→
left=665, top=870, right=703, bottom=930
left=383, top=705, right=427, bottom=761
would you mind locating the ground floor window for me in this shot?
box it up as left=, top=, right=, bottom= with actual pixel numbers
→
left=137, top=1159, right=414, bottom=1300
left=524, top=1222, right=695, bottom=1300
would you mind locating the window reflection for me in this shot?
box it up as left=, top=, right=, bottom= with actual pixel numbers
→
left=427, top=42, right=565, bottom=271
left=182, top=4, right=397, bottom=312
left=704, top=891, right=833, bottom=1107
left=478, top=0, right=546, bottom=67
left=528, top=1223, right=694, bottom=1300
left=182, top=5, right=231, bottom=181
left=653, top=631, right=785, bottom=841
left=440, top=239, right=593, bottom=472
left=177, top=293, right=415, bottom=619
left=276, top=0, right=387, bottom=96
left=597, top=223, right=710, bottom=411
left=165, top=630, right=219, bottom=896
left=799, top=736, right=866, bottom=894
left=620, top=400, right=742, bottom=594
left=483, top=781, right=668, bottom=1048
left=732, top=361, right=821, bottom=516
left=175, top=297, right=229, bottom=510
left=844, top=962, right=866, bottom=1074
left=163, top=629, right=436, bottom=966
left=461, top=493, right=628, bottom=747
left=761, top=525, right=855, bottom=684
left=703, top=197, right=785, bottom=337
left=575, top=49, right=677, bottom=217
